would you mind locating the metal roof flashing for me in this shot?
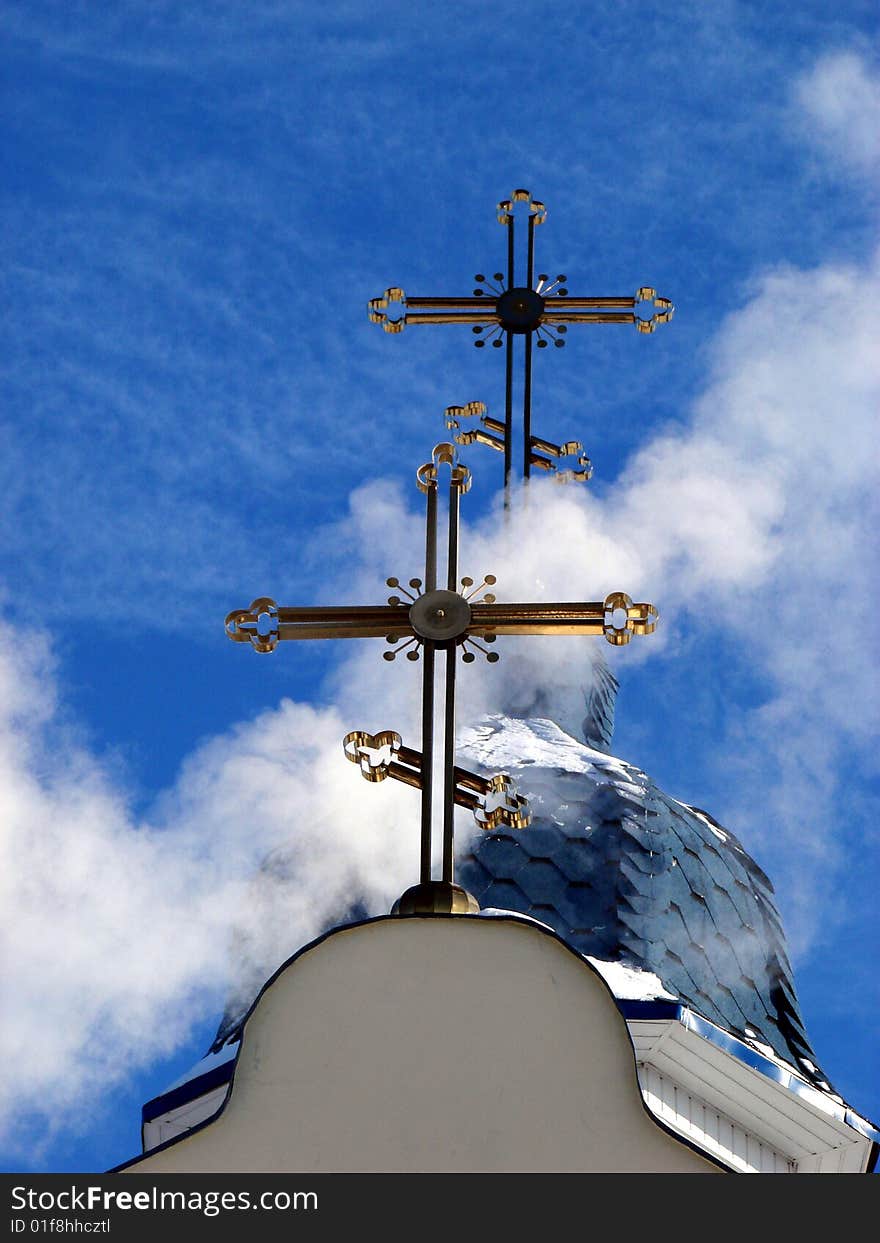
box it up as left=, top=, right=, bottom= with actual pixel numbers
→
left=621, top=998, right=879, bottom=1173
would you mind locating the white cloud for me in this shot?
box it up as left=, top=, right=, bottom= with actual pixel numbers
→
left=793, top=50, right=880, bottom=176
left=0, top=623, right=419, bottom=1156
left=618, top=252, right=879, bottom=947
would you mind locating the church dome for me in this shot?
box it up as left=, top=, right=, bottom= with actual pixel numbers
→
left=456, top=708, right=835, bottom=1095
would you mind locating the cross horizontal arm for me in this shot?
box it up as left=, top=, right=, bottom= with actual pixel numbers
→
left=226, top=592, right=657, bottom=651
left=375, top=308, right=668, bottom=331
left=450, top=413, right=591, bottom=482
left=369, top=287, right=673, bottom=334
left=469, top=594, right=658, bottom=645
left=528, top=454, right=590, bottom=479
left=342, top=729, right=530, bottom=829
left=406, top=297, right=497, bottom=308
left=454, top=427, right=505, bottom=454
left=404, top=312, right=497, bottom=326
left=226, top=598, right=412, bottom=652
left=386, top=295, right=644, bottom=310
left=273, top=605, right=409, bottom=633
left=470, top=601, right=608, bottom=634
left=548, top=296, right=638, bottom=308
left=529, top=435, right=584, bottom=457
left=541, top=311, right=637, bottom=325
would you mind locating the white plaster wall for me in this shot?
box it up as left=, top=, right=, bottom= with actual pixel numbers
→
left=127, top=917, right=719, bottom=1173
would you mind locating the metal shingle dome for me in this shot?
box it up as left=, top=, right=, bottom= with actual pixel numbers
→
left=455, top=705, right=835, bottom=1095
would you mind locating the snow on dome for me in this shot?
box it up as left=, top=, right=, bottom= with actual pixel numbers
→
left=585, top=957, right=678, bottom=1002
left=458, top=714, right=617, bottom=776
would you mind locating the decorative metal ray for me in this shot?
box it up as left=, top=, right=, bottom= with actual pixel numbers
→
left=225, top=438, right=657, bottom=910
left=369, top=189, right=673, bottom=494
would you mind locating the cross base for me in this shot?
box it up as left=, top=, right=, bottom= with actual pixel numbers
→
left=392, top=880, right=480, bottom=916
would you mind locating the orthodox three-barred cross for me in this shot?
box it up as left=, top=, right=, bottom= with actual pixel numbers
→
left=369, top=189, right=673, bottom=495
left=225, top=441, right=657, bottom=912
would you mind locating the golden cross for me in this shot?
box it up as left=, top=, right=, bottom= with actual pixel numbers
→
left=225, top=440, right=657, bottom=911
left=369, top=189, right=672, bottom=494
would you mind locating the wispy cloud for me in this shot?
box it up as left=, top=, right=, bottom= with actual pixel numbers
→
left=793, top=49, right=880, bottom=177
left=0, top=621, right=418, bottom=1158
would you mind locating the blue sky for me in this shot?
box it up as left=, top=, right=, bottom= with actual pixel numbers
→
left=2, top=2, right=878, bottom=1172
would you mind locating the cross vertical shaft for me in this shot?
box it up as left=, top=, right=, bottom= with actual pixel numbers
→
left=443, top=467, right=462, bottom=883
left=415, top=446, right=468, bottom=887
left=419, top=475, right=437, bottom=882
